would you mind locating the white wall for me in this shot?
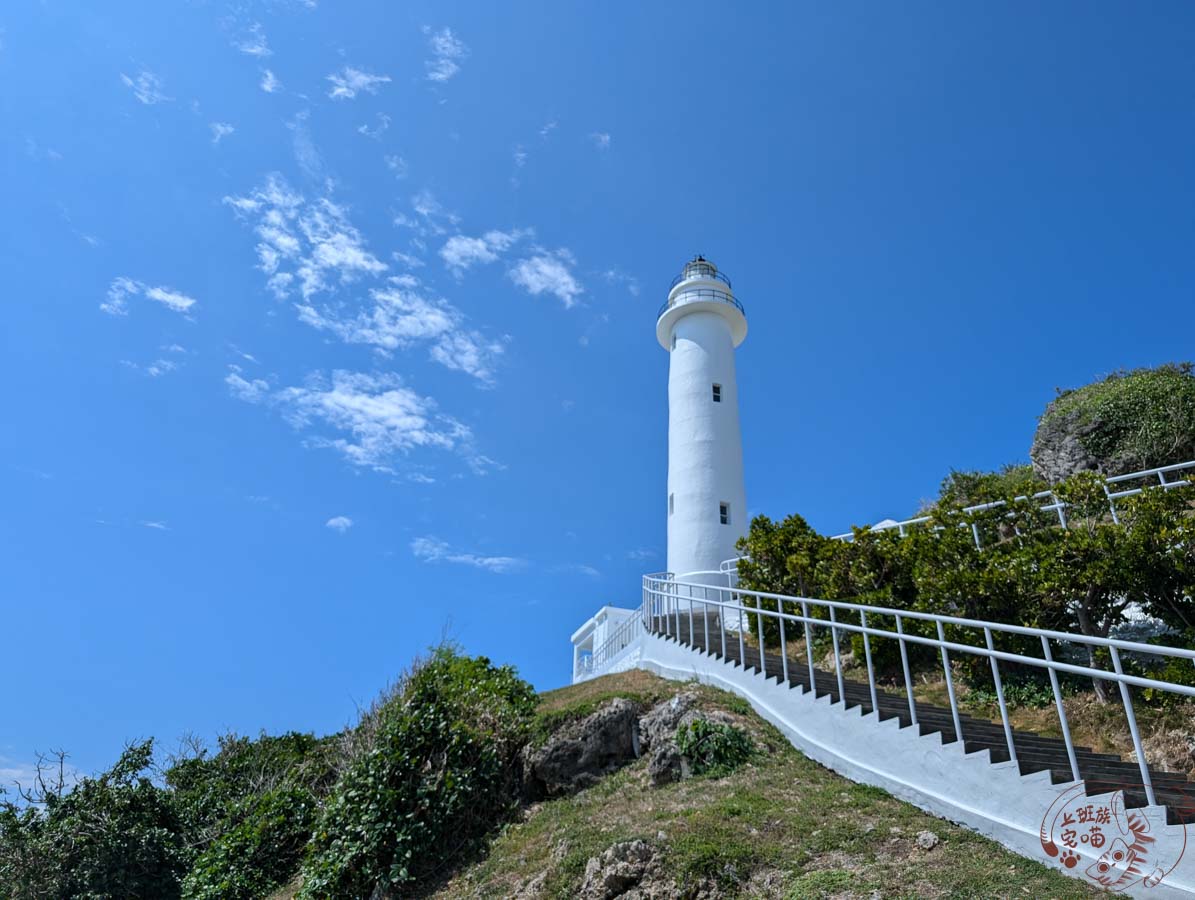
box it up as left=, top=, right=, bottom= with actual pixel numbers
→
left=666, top=309, right=747, bottom=579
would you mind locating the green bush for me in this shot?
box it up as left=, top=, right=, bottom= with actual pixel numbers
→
left=166, top=730, right=334, bottom=857
left=0, top=740, right=188, bottom=900
left=675, top=720, right=754, bottom=777
left=1036, top=362, right=1195, bottom=476
left=297, top=647, right=537, bottom=898
left=182, top=787, right=316, bottom=900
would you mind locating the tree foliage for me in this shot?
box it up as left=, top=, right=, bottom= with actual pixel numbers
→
left=1033, top=362, right=1195, bottom=479
left=297, top=647, right=537, bottom=898
left=737, top=467, right=1195, bottom=698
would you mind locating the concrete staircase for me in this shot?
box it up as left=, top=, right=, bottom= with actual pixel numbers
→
left=651, top=612, right=1195, bottom=826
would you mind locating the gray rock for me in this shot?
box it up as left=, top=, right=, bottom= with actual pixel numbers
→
left=514, top=870, right=548, bottom=899
left=915, top=830, right=940, bottom=850
left=639, top=692, right=699, bottom=751
left=523, top=698, right=640, bottom=798
left=646, top=741, right=687, bottom=786
left=578, top=840, right=656, bottom=900
left=1030, top=409, right=1103, bottom=484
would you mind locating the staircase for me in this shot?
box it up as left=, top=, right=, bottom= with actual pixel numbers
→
left=650, top=612, right=1195, bottom=827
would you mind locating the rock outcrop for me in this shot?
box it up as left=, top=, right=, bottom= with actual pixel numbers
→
left=523, top=699, right=640, bottom=798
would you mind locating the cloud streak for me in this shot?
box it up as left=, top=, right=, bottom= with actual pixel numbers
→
left=327, top=66, right=391, bottom=100
left=101, top=277, right=197, bottom=317
left=439, top=229, right=529, bottom=274
left=508, top=250, right=583, bottom=308
left=424, top=27, right=467, bottom=82
left=121, top=70, right=170, bottom=105
left=226, top=368, right=492, bottom=475
left=410, top=536, right=525, bottom=573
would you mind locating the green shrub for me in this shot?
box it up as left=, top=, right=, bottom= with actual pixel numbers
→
left=181, top=787, right=316, bottom=900
left=297, top=647, right=537, bottom=898
left=675, top=720, right=754, bottom=777
left=1036, top=362, right=1195, bottom=477
left=0, top=740, right=188, bottom=900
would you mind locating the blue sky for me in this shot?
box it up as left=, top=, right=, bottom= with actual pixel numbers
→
left=3, top=2, right=1194, bottom=781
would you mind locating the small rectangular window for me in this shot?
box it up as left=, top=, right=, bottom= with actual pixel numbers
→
left=712, top=384, right=722, bottom=402
left=719, top=502, right=729, bottom=525
left=671, top=334, right=677, bottom=351
left=669, top=493, right=675, bottom=515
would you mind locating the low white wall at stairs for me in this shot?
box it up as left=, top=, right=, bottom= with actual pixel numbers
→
left=603, top=630, right=1194, bottom=898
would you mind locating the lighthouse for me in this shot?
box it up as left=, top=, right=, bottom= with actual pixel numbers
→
left=657, top=256, right=748, bottom=579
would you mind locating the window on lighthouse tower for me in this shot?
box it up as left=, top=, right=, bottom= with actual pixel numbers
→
left=712, top=384, right=722, bottom=402
left=720, top=502, right=730, bottom=525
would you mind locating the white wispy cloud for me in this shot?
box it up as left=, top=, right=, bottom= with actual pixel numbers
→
left=225, top=177, right=499, bottom=384
left=287, top=112, right=323, bottom=180
left=512, top=145, right=527, bottom=168
left=123, top=357, right=180, bottom=378
left=553, top=563, right=601, bottom=578
left=260, top=69, right=282, bottom=93
left=121, top=70, right=170, bottom=105
left=603, top=268, right=641, bottom=296
left=210, top=122, right=235, bottom=144
left=325, top=515, right=353, bottom=532
left=627, top=548, right=657, bottom=562
left=424, top=27, right=468, bottom=82
left=297, top=286, right=504, bottom=384
left=410, top=536, right=524, bottom=573
left=539, top=120, right=558, bottom=139
left=141, top=520, right=170, bottom=531
left=234, top=22, right=272, bottom=57
left=227, top=368, right=490, bottom=474
left=101, top=278, right=196, bottom=317
left=508, top=249, right=583, bottom=308
left=439, top=229, right=528, bottom=274
left=358, top=113, right=390, bottom=139
left=224, top=174, right=386, bottom=300
left=590, top=132, right=611, bottom=150
left=225, top=366, right=271, bottom=403
left=327, top=66, right=391, bottom=100
left=385, top=155, right=409, bottom=179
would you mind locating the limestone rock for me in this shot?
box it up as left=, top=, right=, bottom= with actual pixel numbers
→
left=915, top=830, right=940, bottom=850
left=579, top=840, right=656, bottom=900
left=646, top=741, right=688, bottom=786
left=523, top=698, right=640, bottom=798
left=639, top=692, right=699, bottom=751
left=1029, top=410, right=1103, bottom=484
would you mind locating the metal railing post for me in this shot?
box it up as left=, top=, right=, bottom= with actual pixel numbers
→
left=737, top=594, right=746, bottom=669
left=702, top=586, right=711, bottom=655
left=861, top=610, right=878, bottom=714
left=936, top=620, right=964, bottom=744
left=756, top=598, right=767, bottom=678
left=779, top=603, right=790, bottom=684
left=688, top=591, right=695, bottom=648
left=719, top=587, right=728, bottom=660
left=896, top=615, right=917, bottom=726
left=1041, top=636, right=1081, bottom=782
left=829, top=605, right=845, bottom=704
left=801, top=600, right=816, bottom=696
left=1110, top=646, right=1156, bottom=807
left=984, top=627, right=1017, bottom=764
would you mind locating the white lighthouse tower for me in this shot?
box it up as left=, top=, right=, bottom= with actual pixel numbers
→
left=657, top=256, right=748, bottom=579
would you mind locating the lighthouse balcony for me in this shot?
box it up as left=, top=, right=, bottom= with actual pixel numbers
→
left=657, top=287, right=745, bottom=320
left=669, top=266, right=732, bottom=290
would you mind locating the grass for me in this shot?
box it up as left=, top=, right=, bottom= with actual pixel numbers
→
left=435, top=671, right=1102, bottom=899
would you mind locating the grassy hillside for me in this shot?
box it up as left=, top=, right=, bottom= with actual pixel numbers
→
left=436, top=670, right=1100, bottom=899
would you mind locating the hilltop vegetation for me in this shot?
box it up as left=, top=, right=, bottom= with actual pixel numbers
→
left=0, top=648, right=534, bottom=900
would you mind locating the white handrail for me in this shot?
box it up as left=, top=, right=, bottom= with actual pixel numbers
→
left=827, top=458, right=1195, bottom=543
left=639, top=573, right=1195, bottom=807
